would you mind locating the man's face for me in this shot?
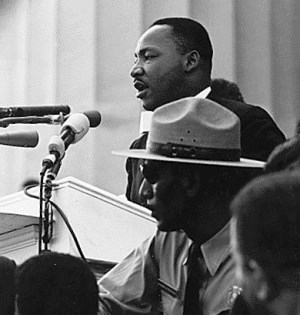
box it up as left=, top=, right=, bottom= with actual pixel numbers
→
left=130, top=25, right=187, bottom=111
left=139, top=160, right=189, bottom=231
left=230, top=218, right=269, bottom=313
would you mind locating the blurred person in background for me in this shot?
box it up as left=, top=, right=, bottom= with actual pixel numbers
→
left=230, top=171, right=300, bottom=315
left=265, top=120, right=300, bottom=173
left=211, top=78, right=244, bottom=102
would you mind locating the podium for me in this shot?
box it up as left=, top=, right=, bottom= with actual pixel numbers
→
left=0, top=177, right=157, bottom=275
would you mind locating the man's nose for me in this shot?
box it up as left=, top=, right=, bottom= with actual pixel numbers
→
left=139, top=179, right=153, bottom=204
left=130, top=62, right=144, bottom=78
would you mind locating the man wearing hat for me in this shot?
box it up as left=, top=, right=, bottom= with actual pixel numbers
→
left=98, top=97, right=264, bottom=314
left=230, top=171, right=300, bottom=315
left=126, top=16, right=285, bottom=204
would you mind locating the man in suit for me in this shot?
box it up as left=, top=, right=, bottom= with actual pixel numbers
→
left=126, top=17, right=285, bottom=204
left=99, top=97, right=264, bottom=314
left=230, top=171, right=300, bottom=315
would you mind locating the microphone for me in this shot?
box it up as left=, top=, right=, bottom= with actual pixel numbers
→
left=77, top=110, right=101, bottom=127
left=0, top=105, right=70, bottom=118
left=0, top=109, right=101, bottom=128
left=59, top=113, right=91, bottom=149
left=63, top=110, right=101, bottom=128
left=41, top=113, right=92, bottom=173
left=0, top=130, right=39, bottom=147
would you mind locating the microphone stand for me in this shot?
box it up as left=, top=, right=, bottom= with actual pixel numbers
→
left=35, top=114, right=66, bottom=254
left=42, top=177, right=54, bottom=251
left=38, top=159, right=61, bottom=254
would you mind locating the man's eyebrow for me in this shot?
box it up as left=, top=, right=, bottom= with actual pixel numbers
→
left=134, top=47, right=157, bottom=57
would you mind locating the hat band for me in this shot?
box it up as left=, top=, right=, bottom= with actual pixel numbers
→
left=148, top=142, right=241, bottom=161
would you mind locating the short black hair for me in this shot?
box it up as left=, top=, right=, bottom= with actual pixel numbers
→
left=231, top=171, right=300, bottom=272
left=16, top=252, right=99, bottom=315
left=151, top=17, right=213, bottom=71
left=211, top=78, right=244, bottom=102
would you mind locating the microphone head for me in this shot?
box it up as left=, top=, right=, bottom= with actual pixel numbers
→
left=83, top=110, right=101, bottom=128
left=62, top=110, right=101, bottom=128
left=48, top=135, right=65, bottom=157
left=0, top=130, right=39, bottom=147
left=60, top=113, right=90, bottom=143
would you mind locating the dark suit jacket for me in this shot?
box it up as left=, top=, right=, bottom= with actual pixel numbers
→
left=126, top=93, right=286, bottom=203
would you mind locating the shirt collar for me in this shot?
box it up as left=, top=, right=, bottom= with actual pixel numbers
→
left=195, top=86, right=211, bottom=99
left=139, top=87, right=211, bottom=133
left=200, top=221, right=231, bottom=276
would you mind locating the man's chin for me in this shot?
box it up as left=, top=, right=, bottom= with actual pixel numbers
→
left=156, top=221, right=180, bottom=232
left=142, top=98, right=163, bottom=112
left=156, top=220, right=167, bottom=231
left=142, top=97, right=178, bottom=111
left=142, top=102, right=156, bottom=111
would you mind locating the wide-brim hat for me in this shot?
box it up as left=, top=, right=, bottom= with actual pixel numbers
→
left=113, top=97, right=265, bottom=168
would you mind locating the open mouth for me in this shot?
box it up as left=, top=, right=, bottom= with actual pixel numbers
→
left=134, top=80, right=148, bottom=98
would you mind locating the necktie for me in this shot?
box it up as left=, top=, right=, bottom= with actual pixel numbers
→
left=183, top=243, right=207, bottom=315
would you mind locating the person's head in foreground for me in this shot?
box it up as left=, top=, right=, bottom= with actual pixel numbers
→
left=115, top=97, right=264, bottom=243
left=130, top=17, right=213, bottom=111
left=0, top=256, right=16, bottom=315
left=230, top=171, right=300, bottom=315
left=16, top=252, right=99, bottom=315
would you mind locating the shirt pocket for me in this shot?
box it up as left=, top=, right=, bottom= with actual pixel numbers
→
left=158, top=278, right=183, bottom=315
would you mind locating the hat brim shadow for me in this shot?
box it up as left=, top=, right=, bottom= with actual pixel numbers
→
left=113, top=149, right=265, bottom=168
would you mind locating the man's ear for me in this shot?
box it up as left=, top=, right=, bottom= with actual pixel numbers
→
left=247, top=259, right=277, bottom=302
left=183, top=50, right=201, bottom=72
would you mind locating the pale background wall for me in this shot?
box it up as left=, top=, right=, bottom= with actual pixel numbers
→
left=0, top=0, right=298, bottom=197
